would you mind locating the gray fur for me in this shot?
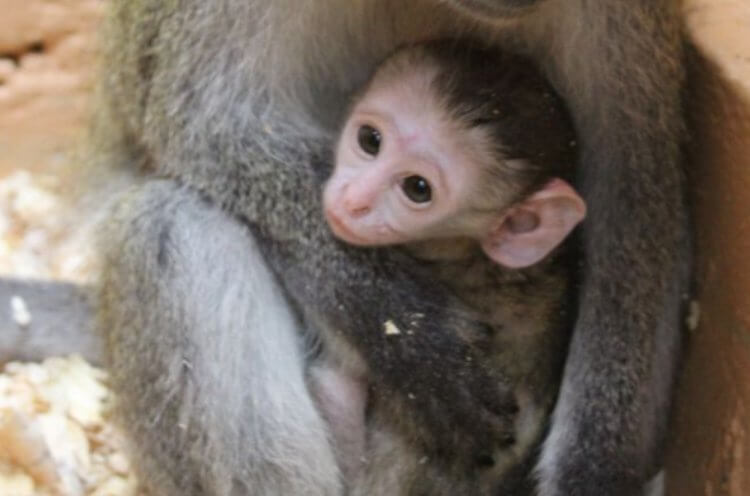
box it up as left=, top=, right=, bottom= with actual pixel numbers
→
left=96, top=0, right=523, bottom=462
left=98, top=181, right=342, bottom=495
left=84, top=0, right=689, bottom=495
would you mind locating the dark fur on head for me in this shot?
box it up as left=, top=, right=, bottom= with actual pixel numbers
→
left=366, top=40, right=579, bottom=205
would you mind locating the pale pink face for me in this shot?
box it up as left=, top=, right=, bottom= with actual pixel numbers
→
left=323, top=73, right=489, bottom=246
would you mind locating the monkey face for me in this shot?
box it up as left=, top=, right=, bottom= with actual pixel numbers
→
left=323, top=74, right=486, bottom=246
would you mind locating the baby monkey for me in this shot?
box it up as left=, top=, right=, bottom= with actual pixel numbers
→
left=316, top=41, right=586, bottom=492
left=324, top=40, right=585, bottom=268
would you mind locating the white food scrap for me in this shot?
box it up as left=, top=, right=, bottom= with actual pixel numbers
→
left=383, top=320, right=401, bottom=336
left=10, top=295, right=32, bottom=327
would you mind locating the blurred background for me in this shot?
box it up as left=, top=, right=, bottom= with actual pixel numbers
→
left=0, top=0, right=102, bottom=281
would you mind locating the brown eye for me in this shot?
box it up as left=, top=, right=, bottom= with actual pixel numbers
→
left=357, top=125, right=381, bottom=156
left=401, top=175, right=432, bottom=204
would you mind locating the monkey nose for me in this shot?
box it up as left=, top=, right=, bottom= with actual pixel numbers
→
left=342, top=191, right=372, bottom=217
left=348, top=205, right=371, bottom=216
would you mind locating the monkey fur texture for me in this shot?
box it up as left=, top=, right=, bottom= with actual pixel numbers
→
left=0, top=1, right=689, bottom=495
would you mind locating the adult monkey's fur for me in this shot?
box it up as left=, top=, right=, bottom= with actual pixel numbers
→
left=86, top=0, right=690, bottom=495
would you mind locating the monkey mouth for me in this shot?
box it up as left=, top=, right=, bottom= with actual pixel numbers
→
left=325, top=211, right=374, bottom=246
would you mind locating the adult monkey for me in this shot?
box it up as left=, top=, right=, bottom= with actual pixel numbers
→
left=89, top=1, right=689, bottom=496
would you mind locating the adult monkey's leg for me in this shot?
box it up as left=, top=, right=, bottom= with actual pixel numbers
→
left=446, top=1, right=690, bottom=495
left=98, top=181, right=342, bottom=496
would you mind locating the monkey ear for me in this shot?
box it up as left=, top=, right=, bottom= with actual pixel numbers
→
left=481, top=179, right=585, bottom=268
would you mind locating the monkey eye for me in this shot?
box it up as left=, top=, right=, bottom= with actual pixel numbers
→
left=357, top=124, right=381, bottom=156
left=401, top=175, right=432, bottom=204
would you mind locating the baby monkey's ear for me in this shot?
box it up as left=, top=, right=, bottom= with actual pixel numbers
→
left=481, top=178, right=585, bottom=268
